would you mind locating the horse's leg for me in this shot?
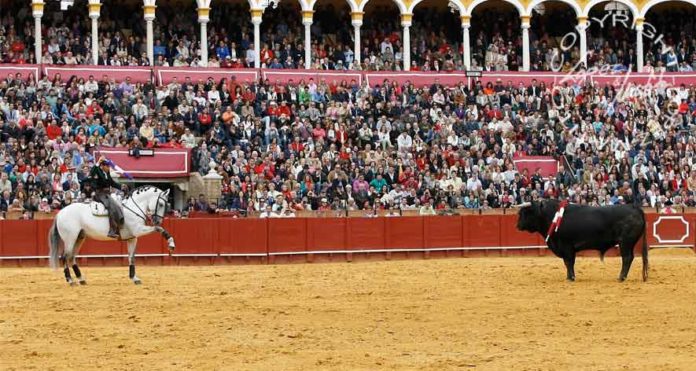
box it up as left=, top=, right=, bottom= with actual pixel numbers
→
left=61, top=233, right=78, bottom=286
left=127, top=238, right=141, bottom=285
left=71, top=231, right=87, bottom=285
left=132, top=225, right=175, bottom=252
left=154, top=226, right=176, bottom=252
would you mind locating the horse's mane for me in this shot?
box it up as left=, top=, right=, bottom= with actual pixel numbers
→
left=129, top=185, right=162, bottom=198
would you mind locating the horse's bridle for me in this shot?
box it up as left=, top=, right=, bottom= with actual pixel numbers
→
left=122, top=190, right=168, bottom=226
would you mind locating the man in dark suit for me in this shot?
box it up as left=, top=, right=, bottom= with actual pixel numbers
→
left=88, top=157, right=127, bottom=238
left=526, top=79, right=541, bottom=97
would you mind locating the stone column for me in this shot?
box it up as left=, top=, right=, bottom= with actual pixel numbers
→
left=203, top=160, right=223, bottom=205
left=401, top=13, right=412, bottom=71
left=302, top=10, right=313, bottom=69
left=351, top=12, right=363, bottom=67
left=635, top=18, right=644, bottom=72
left=251, top=8, right=262, bottom=68
left=521, top=15, right=530, bottom=71
left=32, top=0, right=44, bottom=63
left=88, top=0, right=101, bottom=65
left=197, top=2, right=211, bottom=66
left=461, top=15, right=471, bottom=69
left=577, top=16, right=588, bottom=69
left=143, top=0, right=157, bottom=65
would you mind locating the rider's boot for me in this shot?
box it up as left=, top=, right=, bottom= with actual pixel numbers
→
left=108, top=217, right=120, bottom=239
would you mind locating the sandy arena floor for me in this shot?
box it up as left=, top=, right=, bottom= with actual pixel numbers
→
left=2, top=253, right=696, bottom=371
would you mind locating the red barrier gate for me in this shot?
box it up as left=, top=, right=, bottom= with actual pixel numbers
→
left=0, top=213, right=693, bottom=266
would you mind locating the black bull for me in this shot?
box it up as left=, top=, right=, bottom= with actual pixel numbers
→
left=516, top=200, right=648, bottom=282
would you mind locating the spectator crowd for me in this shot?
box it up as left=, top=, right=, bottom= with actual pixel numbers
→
left=3, top=1, right=696, bottom=72
left=3, top=57, right=696, bottom=219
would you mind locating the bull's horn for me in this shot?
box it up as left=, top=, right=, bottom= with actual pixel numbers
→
left=512, top=202, right=532, bottom=208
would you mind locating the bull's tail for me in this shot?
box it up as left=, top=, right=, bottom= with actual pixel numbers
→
left=638, top=208, right=649, bottom=282
left=48, top=219, right=62, bottom=270
left=641, top=229, right=649, bottom=282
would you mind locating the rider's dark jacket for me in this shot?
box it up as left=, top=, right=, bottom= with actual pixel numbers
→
left=89, top=165, right=120, bottom=191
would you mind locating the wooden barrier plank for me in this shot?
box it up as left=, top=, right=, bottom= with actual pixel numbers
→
left=424, top=216, right=463, bottom=248
left=347, top=218, right=386, bottom=250
left=306, top=218, right=347, bottom=252
left=267, top=218, right=307, bottom=254
left=1, top=220, right=39, bottom=257
left=218, top=218, right=268, bottom=255
left=169, top=218, right=217, bottom=255
left=499, top=214, right=542, bottom=248
left=464, top=214, right=501, bottom=247
left=385, top=216, right=425, bottom=249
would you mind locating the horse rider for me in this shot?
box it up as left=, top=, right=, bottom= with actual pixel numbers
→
left=90, top=157, right=127, bottom=238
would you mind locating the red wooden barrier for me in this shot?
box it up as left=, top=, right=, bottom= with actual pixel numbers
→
left=267, top=218, right=307, bottom=254
left=169, top=218, right=218, bottom=255
left=465, top=214, right=502, bottom=247
left=423, top=215, right=463, bottom=249
left=1, top=220, right=39, bottom=257
left=306, top=218, right=347, bottom=252
left=385, top=216, right=424, bottom=250
left=1, top=213, right=693, bottom=266
left=347, top=218, right=386, bottom=250
left=218, top=218, right=268, bottom=256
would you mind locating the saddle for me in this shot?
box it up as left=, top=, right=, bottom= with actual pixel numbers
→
left=89, top=194, right=123, bottom=217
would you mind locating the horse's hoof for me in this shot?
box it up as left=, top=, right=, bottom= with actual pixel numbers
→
left=68, top=281, right=76, bottom=287
left=567, top=277, right=575, bottom=282
left=617, top=277, right=626, bottom=283
left=79, top=280, right=87, bottom=285
left=133, top=280, right=142, bottom=285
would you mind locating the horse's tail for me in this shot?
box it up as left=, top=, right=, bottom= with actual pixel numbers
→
left=48, top=219, right=62, bottom=270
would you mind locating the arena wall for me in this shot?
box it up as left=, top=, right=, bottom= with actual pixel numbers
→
left=0, top=213, right=692, bottom=267
left=5, top=64, right=696, bottom=88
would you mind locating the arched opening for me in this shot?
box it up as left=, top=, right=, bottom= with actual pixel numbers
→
left=470, top=0, right=520, bottom=71
left=260, top=1, right=301, bottom=68
left=0, top=1, right=35, bottom=63
left=644, top=1, right=696, bottom=72
left=362, top=0, right=401, bottom=70
left=313, top=0, right=352, bottom=69
left=411, top=0, right=462, bottom=71
left=97, top=0, right=154, bottom=65
left=529, top=1, right=578, bottom=71
left=207, top=0, right=251, bottom=67
left=39, top=0, right=89, bottom=64
left=587, top=2, right=635, bottom=70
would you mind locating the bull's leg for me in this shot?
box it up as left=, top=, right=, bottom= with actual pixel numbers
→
left=563, top=253, right=576, bottom=282
left=618, top=239, right=636, bottom=282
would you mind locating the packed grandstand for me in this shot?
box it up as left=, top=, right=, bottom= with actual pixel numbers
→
left=2, top=0, right=696, bottom=218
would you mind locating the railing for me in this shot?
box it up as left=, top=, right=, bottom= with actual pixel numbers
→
left=2, top=205, right=684, bottom=221
left=4, top=64, right=696, bottom=87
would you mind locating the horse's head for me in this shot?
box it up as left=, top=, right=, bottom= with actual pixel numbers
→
left=148, top=188, right=170, bottom=226
left=130, top=187, right=170, bottom=226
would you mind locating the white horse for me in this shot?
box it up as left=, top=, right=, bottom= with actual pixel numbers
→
left=48, top=186, right=176, bottom=285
